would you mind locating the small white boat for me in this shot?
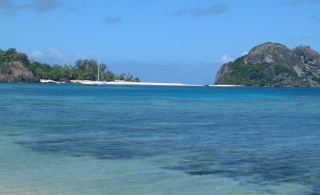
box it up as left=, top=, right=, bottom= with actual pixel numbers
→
left=96, top=60, right=106, bottom=85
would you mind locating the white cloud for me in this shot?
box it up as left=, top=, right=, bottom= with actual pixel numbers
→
left=242, top=51, right=248, bottom=56
left=31, top=51, right=44, bottom=57
left=47, top=47, right=63, bottom=61
left=217, top=54, right=233, bottom=63
left=29, top=47, right=87, bottom=65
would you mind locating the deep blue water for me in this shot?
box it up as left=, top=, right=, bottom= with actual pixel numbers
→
left=1, top=83, right=320, bottom=194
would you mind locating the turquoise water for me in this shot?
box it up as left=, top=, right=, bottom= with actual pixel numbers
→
left=1, top=83, right=320, bottom=194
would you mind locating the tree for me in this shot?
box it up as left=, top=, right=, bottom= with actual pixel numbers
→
left=125, top=73, right=133, bottom=81
left=0, top=49, right=141, bottom=83
left=117, top=73, right=126, bottom=80
left=100, top=63, right=107, bottom=72
left=75, top=59, right=83, bottom=69
left=134, top=77, right=140, bottom=82
left=5, top=48, right=17, bottom=56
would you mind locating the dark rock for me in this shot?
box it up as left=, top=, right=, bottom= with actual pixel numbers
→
left=0, top=62, right=39, bottom=82
left=294, top=46, right=320, bottom=68
left=215, top=42, right=320, bottom=87
left=244, top=43, right=295, bottom=67
left=214, top=63, right=230, bottom=85
left=13, top=53, right=29, bottom=63
left=58, top=78, right=71, bottom=83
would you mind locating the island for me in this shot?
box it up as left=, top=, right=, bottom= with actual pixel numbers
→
left=0, top=48, right=140, bottom=83
left=214, top=42, right=320, bottom=87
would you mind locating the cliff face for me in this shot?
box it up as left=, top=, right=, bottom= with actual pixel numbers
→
left=0, top=62, right=39, bottom=82
left=0, top=52, right=39, bottom=82
left=215, top=43, right=320, bottom=87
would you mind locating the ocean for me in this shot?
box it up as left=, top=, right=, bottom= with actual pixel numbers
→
left=0, top=83, right=320, bottom=194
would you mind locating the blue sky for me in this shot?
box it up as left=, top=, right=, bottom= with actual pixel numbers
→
left=1, top=0, right=320, bottom=84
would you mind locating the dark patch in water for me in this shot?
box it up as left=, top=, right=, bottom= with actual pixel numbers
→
left=15, top=137, right=320, bottom=194
left=13, top=137, right=320, bottom=194
left=187, top=170, right=235, bottom=176
left=15, top=138, right=155, bottom=160
left=162, top=153, right=320, bottom=194
left=4, top=133, right=22, bottom=137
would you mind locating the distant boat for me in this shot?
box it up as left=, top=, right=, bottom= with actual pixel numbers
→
left=97, top=60, right=106, bottom=85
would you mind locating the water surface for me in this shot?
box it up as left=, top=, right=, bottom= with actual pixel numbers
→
left=1, top=83, right=319, bottom=194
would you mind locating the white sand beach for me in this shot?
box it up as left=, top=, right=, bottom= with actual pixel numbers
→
left=40, top=79, right=242, bottom=87
left=40, top=79, right=201, bottom=86
left=97, top=81, right=198, bottom=86
left=40, top=79, right=57, bottom=83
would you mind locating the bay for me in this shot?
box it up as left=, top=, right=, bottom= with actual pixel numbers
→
left=0, top=83, right=319, bottom=194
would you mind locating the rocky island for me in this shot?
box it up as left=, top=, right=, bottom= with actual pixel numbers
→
left=215, top=42, right=320, bottom=87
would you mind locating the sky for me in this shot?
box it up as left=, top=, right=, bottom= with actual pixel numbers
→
left=1, top=0, right=320, bottom=84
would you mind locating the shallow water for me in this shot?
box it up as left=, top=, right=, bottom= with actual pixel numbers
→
left=0, top=83, right=320, bottom=194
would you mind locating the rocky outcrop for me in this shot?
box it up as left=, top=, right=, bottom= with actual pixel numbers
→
left=215, top=42, right=320, bottom=87
left=0, top=53, right=39, bottom=82
left=214, top=63, right=231, bottom=85
left=245, top=43, right=295, bottom=67
left=0, top=62, right=39, bottom=82
left=13, top=53, right=29, bottom=62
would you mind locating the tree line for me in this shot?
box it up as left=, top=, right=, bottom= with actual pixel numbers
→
left=0, top=48, right=140, bottom=82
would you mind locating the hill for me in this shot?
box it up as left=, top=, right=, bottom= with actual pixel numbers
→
left=0, top=49, right=39, bottom=82
left=214, top=42, right=320, bottom=87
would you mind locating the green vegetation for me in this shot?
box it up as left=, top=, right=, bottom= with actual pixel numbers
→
left=25, top=59, right=140, bottom=82
left=0, top=48, right=16, bottom=63
left=0, top=63, right=13, bottom=74
left=218, top=56, right=304, bottom=86
left=0, top=48, right=140, bottom=82
left=0, top=48, right=18, bottom=75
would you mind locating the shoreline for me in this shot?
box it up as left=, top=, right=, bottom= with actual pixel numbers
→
left=71, top=80, right=195, bottom=86
left=39, top=79, right=241, bottom=87
left=40, top=79, right=202, bottom=86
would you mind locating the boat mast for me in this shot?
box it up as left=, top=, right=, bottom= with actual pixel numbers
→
left=98, top=59, right=100, bottom=82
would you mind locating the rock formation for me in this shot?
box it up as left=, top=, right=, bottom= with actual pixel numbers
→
left=215, top=42, right=320, bottom=87
left=0, top=61, right=39, bottom=82
left=0, top=51, right=39, bottom=82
